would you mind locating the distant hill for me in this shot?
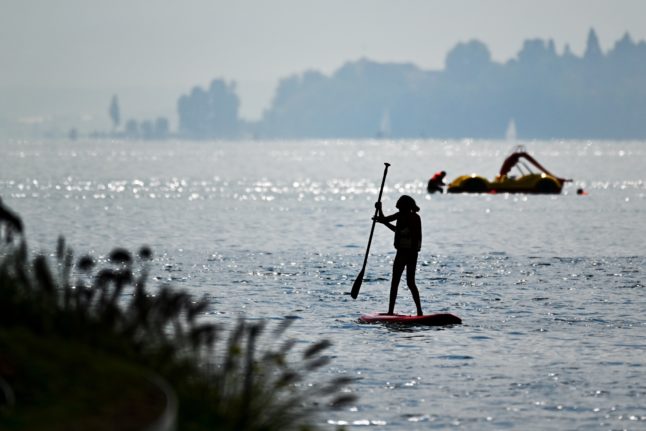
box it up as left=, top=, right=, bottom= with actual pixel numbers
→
left=178, top=29, right=646, bottom=140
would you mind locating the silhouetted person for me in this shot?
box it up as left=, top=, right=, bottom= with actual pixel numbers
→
left=427, top=171, right=446, bottom=193
left=374, top=195, right=423, bottom=316
left=0, top=197, right=23, bottom=243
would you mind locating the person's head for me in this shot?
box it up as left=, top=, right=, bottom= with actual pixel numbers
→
left=440, top=171, right=446, bottom=178
left=396, top=195, right=420, bottom=212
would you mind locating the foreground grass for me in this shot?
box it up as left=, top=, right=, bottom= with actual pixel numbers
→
left=0, top=217, right=353, bottom=430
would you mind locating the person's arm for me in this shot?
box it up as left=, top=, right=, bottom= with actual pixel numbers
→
left=373, top=203, right=397, bottom=232
left=381, top=215, right=396, bottom=232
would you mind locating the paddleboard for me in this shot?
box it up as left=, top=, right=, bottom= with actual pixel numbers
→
left=359, top=312, right=462, bottom=326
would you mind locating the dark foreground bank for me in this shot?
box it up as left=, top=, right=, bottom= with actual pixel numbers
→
left=0, top=209, right=354, bottom=431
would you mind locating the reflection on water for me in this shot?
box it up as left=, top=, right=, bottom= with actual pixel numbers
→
left=1, top=139, right=645, bottom=429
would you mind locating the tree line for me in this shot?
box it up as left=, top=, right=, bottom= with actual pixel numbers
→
left=127, top=29, right=646, bottom=140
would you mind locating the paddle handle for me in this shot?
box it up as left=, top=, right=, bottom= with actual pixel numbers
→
left=351, top=162, right=390, bottom=298
left=362, top=163, right=390, bottom=269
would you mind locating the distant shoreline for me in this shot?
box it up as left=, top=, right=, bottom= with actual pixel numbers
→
left=5, top=29, right=646, bottom=141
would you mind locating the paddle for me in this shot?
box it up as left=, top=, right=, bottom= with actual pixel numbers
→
left=350, top=162, right=390, bottom=299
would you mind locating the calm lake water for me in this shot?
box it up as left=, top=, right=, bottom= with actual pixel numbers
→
left=1, top=139, right=645, bottom=430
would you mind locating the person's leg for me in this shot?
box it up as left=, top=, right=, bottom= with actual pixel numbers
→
left=388, top=252, right=406, bottom=314
left=405, top=252, right=423, bottom=315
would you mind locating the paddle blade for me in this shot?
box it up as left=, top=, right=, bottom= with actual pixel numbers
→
left=350, top=269, right=364, bottom=299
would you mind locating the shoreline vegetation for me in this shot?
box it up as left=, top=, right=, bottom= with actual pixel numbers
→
left=25, top=28, right=646, bottom=142
left=0, top=207, right=354, bottom=430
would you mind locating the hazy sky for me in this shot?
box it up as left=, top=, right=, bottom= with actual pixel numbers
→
left=2, top=0, right=646, bottom=127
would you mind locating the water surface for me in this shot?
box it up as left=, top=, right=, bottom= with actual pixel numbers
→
left=1, top=139, right=645, bottom=429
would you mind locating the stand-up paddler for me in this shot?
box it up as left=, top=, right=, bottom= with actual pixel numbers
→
left=373, top=195, right=423, bottom=316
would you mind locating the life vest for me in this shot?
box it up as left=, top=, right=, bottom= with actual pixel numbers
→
left=430, top=171, right=445, bottom=184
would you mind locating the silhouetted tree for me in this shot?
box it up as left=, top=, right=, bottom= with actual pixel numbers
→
left=140, top=120, right=153, bottom=139
left=154, top=117, right=170, bottom=139
left=445, top=40, right=492, bottom=75
left=516, top=39, right=559, bottom=66
left=124, top=119, right=138, bottom=138
left=109, top=95, right=120, bottom=130
left=584, top=28, right=603, bottom=62
left=177, top=79, right=240, bottom=139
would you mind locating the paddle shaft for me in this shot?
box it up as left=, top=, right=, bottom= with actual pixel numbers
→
left=351, top=162, right=390, bottom=298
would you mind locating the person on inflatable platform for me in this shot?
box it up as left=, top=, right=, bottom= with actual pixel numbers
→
left=373, top=195, right=423, bottom=316
left=427, top=170, right=446, bottom=193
